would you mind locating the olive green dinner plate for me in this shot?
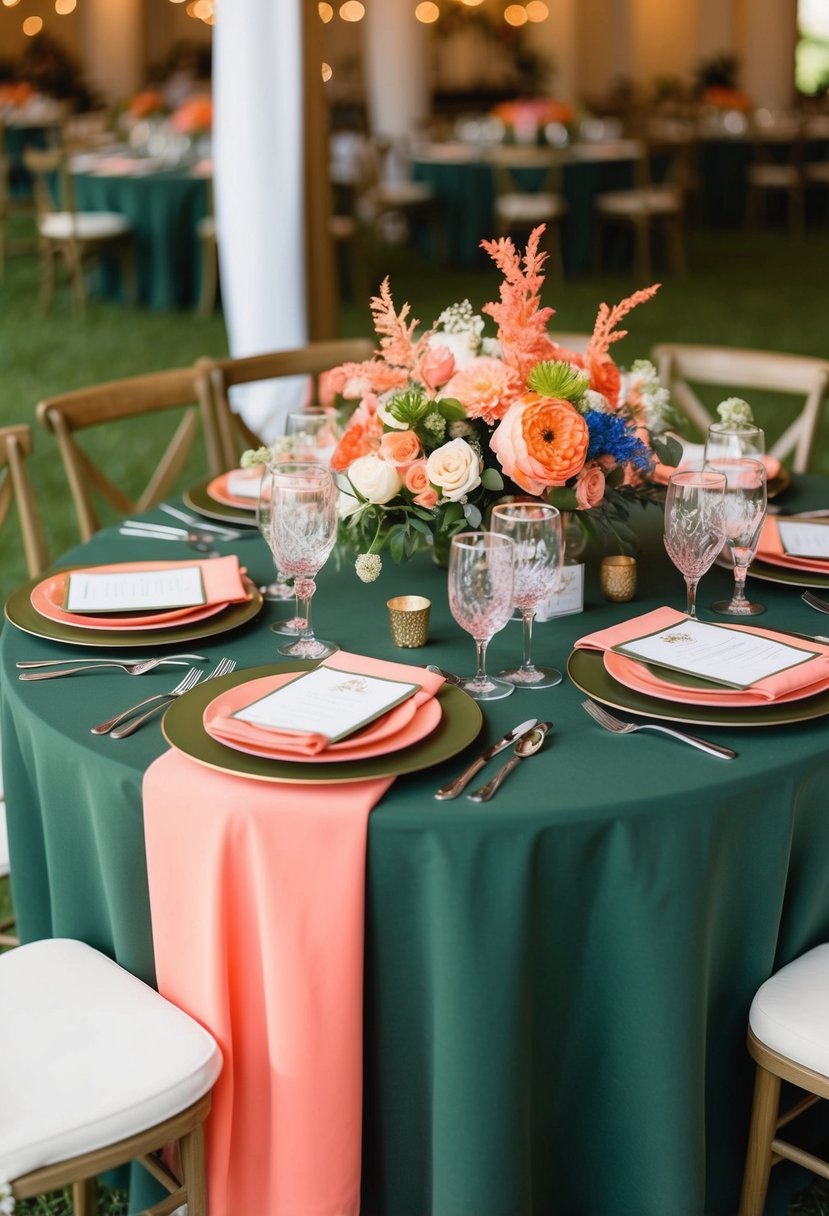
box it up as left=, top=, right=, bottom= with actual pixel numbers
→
left=162, top=661, right=483, bottom=784
left=746, top=558, right=829, bottom=589
left=4, top=568, right=263, bottom=649
left=183, top=480, right=258, bottom=527
left=567, top=647, right=829, bottom=728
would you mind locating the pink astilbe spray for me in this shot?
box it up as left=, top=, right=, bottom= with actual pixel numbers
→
left=480, top=226, right=558, bottom=384
left=370, top=278, right=430, bottom=375
left=585, top=284, right=660, bottom=404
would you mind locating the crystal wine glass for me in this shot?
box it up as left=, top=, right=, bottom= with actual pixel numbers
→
left=255, top=467, right=295, bottom=606
left=705, top=457, right=768, bottom=616
left=448, top=531, right=516, bottom=701
left=266, top=462, right=339, bottom=660
left=704, top=421, right=765, bottom=463
left=490, top=503, right=564, bottom=688
left=284, top=408, right=341, bottom=465
left=663, top=469, right=727, bottom=618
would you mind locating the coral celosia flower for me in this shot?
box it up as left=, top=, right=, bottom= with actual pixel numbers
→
left=490, top=394, right=589, bottom=496
left=441, top=356, right=520, bottom=424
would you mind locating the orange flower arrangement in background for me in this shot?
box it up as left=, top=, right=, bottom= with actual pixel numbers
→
left=0, top=82, right=34, bottom=108
left=171, top=95, right=213, bottom=135
left=492, top=98, right=575, bottom=129
left=129, top=90, right=166, bottom=119
left=701, top=85, right=753, bottom=112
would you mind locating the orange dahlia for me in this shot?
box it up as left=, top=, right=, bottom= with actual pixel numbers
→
left=490, top=394, right=589, bottom=496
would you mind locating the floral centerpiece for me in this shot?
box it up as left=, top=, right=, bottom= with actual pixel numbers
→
left=128, top=89, right=168, bottom=120
left=317, top=225, right=677, bottom=582
left=171, top=95, right=213, bottom=137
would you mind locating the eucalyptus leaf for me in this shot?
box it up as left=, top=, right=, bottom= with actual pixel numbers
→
left=481, top=467, right=504, bottom=491
left=462, top=503, right=482, bottom=528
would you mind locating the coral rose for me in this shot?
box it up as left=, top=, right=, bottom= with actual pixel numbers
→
left=490, top=394, right=589, bottom=496
left=347, top=454, right=402, bottom=504
left=419, top=345, right=455, bottom=392
left=405, top=460, right=438, bottom=508
left=426, top=438, right=482, bottom=502
left=380, top=429, right=422, bottom=471
left=574, top=462, right=606, bottom=509
left=441, top=356, right=519, bottom=424
left=329, top=399, right=381, bottom=472
left=588, top=357, right=621, bottom=408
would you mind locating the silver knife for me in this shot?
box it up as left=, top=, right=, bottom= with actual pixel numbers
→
left=434, top=718, right=538, bottom=800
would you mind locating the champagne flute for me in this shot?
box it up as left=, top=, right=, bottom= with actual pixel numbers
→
left=267, top=462, right=339, bottom=660
left=663, top=469, right=727, bottom=618
left=490, top=503, right=564, bottom=688
left=448, top=531, right=515, bottom=701
left=704, top=421, right=765, bottom=463
left=284, top=408, right=341, bottom=465
left=706, top=457, right=768, bottom=616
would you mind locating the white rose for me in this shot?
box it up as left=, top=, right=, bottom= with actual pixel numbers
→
left=429, top=329, right=480, bottom=372
left=348, top=453, right=403, bottom=504
left=426, top=438, right=481, bottom=502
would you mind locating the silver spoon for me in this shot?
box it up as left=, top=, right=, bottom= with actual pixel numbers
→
left=467, top=722, right=551, bottom=802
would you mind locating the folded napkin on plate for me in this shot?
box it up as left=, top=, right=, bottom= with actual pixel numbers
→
left=652, top=440, right=780, bottom=486
left=206, top=649, right=445, bottom=756
left=754, top=516, right=829, bottom=572
left=194, top=555, right=250, bottom=605
left=575, top=606, right=829, bottom=703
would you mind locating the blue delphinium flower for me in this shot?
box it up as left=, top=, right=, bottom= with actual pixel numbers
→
left=584, top=409, right=653, bottom=471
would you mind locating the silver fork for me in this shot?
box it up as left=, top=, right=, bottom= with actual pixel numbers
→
left=107, top=657, right=237, bottom=738
left=581, top=700, right=737, bottom=760
left=20, top=654, right=208, bottom=681
left=91, top=666, right=205, bottom=735
left=802, top=590, right=829, bottom=615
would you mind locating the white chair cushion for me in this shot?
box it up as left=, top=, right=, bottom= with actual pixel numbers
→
left=496, top=193, right=566, bottom=223
left=749, top=943, right=829, bottom=1077
left=597, top=187, right=681, bottom=216
left=0, top=938, right=221, bottom=1184
left=197, top=215, right=216, bottom=240
left=0, top=803, right=8, bottom=880
left=39, top=211, right=131, bottom=241
left=375, top=181, right=434, bottom=208
left=747, top=165, right=800, bottom=189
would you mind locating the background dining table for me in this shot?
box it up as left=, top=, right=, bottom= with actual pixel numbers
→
left=4, top=478, right=829, bottom=1215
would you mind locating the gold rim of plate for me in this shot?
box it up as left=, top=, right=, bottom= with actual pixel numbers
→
left=4, top=568, right=263, bottom=648
left=162, top=661, right=484, bottom=784
left=183, top=480, right=258, bottom=526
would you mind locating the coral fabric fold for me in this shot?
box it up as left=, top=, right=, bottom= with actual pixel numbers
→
left=205, top=649, right=443, bottom=756
left=575, top=605, right=829, bottom=703
left=143, top=750, right=394, bottom=1216
left=755, top=516, right=829, bottom=573
left=652, top=442, right=780, bottom=485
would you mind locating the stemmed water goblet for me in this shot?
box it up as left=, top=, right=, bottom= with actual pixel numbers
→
left=284, top=408, right=341, bottom=465
left=705, top=457, right=768, bottom=616
left=266, top=462, right=339, bottom=660
left=663, top=469, right=727, bottom=618
left=704, top=420, right=765, bottom=463
left=255, top=468, right=295, bottom=608
left=490, top=503, right=564, bottom=688
left=448, top=531, right=515, bottom=701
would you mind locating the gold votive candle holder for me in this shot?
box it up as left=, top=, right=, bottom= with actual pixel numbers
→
left=600, top=555, right=637, bottom=603
left=387, top=595, right=431, bottom=648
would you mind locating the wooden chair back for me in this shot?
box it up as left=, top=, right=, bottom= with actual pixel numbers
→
left=198, top=337, right=376, bottom=472
left=36, top=367, right=208, bottom=541
left=22, top=144, right=75, bottom=222
left=0, top=424, right=49, bottom=578
left=487, top=144, right=565, bottom=202
left=652, top=342, right=829, bottom=473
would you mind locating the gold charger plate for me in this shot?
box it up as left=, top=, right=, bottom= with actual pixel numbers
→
left=746, top=557, right=829, bottom=590
left=567, top=648, right=829, bottom=728
left=183, top=479, right=258, bottom=527
left=4, top=568, right=263, bottom=648
left=162, top=661, right=483, bottom=784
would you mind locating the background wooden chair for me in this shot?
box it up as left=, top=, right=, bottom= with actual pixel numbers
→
left=746, top=114, right=804, bottom=234
left=23, top=144, right=134, bottom=313
left=1, top=937, right=221, bottom=1215
left=37, top=366, right=210, bottom=541
left=652, top=342, right=829, bottom=473
left=487, top=144, right=568, bottom=277
left=739, top=944, right=829, bottom=1216
left=198, top=337, right=375, bottom=472
left=595, top=138, right=689, bottom=279
left=0, top=424, right=49, bottom=579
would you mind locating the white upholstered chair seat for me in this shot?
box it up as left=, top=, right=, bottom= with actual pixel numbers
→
left=747, top=164, right=801, bottom=189
left=496, top=192, right=567, bottom=224
left=0, top=937, right=222, bottom=1186
left=749, top=943, right=829, bottom=1075
left=39, top=211, right=131, bottom=242
left=596, top=185, right=681, bottom=216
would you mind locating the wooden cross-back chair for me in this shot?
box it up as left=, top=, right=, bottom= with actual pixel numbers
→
left=36, top=367, right=209, bottom=541
left=652, top=342, right=829, bottom=473
left=198, top=337, right=376, bottom=472
left=0, top=424, right=49, bottom=579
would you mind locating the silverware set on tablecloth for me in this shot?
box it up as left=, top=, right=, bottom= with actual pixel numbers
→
left=92, top=657, right=236, bottom=738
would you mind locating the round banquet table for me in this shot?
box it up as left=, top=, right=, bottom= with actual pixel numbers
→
left=4, top=481, right=829, bottom=1216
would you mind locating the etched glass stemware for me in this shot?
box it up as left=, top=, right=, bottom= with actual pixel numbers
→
left=256, top=468, right=295, bottom=607
left=266, top=462, right=339, bottom=660
left=663, top=469, right=727, bottom=618
left=706, top=457, right=768, bottom=616
left=448, top=531, right=515, bottom=701
left=284, top=408, right=341, bottom=465
left=490, top=503, right=564, bottom=688
left=704, top=421, right=765, bottom=463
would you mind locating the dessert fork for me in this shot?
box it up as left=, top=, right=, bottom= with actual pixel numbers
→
left=19, top=654, right=207, bottom=681
left=106, top=657, right=237, bottom=738
left=581, top=700, right=737, bottom=759
left=802, top=590, right=829, bottom=615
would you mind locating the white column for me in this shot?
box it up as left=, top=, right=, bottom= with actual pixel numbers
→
left=213, top=0, right=308, bottom=439
left=524, top=0, right=579, bottom=103
left=741, top=0, right=798, bottom=109
left=696, top=0, right=738, bottom=64
left=80, top=0, right=143, bottom=103
left=364, top=0, right=430, bottom=140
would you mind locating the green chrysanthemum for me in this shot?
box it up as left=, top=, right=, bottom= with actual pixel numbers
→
left=527, top=359, right=590, bottom=403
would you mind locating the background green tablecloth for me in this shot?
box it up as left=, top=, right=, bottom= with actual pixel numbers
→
left=4, top=482, right=829, bottom=1215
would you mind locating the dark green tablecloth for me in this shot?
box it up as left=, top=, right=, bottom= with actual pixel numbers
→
left=4, top=481, right=829, bottom=1215
left=72, top=166, right=209, bottom=309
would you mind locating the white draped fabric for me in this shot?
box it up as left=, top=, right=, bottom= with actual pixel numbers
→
left=213, top=0, right=309, bottom=441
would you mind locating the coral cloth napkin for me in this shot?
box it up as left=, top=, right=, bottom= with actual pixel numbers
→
left=755, top=516, right=829, bottom=573
left=143, top=652, right=445, bottom=1216
left=575, top=605, right=829, bottom=703
left=205, top=649, right=443, bottom=756
left=652, top=441, right=780, bottom=485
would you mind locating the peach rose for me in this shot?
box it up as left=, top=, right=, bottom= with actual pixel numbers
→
left=574, top=462, right=606, bottom=509
left=420, top=345, right=455, bottom=392
left=426, top=438, right=481, bottom=502
left=489, top=394, right=589, bottom=496
left=329, top=398, right=382, bottom=473
left=405, top=460, right=438, bottom=508
left=380, top=429, right=421, bottom=471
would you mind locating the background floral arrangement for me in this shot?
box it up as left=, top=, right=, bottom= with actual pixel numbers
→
left=321, top=224, right=680, bottom=582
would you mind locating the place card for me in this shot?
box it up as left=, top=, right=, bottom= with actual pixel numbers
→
left=227, top=470, right=265, bottom=500
left=64, top=566, right=206, bottom=614
left=612, top=617, right=817, bottom=690
left=778, top=520, right=829, bottom=560
left=231, top=665, right=420, bottom=743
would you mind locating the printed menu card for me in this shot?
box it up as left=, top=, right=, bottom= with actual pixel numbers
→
left=613, top=617, right=817, bottom=690
left=64, top=565, right=207, bottom=613
left=231, top=665, right=420, bottom=742
left=778, top=520, right=829, bottom=560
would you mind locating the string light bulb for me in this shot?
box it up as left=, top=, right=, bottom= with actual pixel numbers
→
left=319, top=2, right=334, bottom=20
left=415, top=1, right=439, bottom=21
left=23, top=14, right=43, bottom=33
left=339, top=1, right=364, bottom=20
left=525, top=0, right=549, bottom=19
left=55, top=0, right=77, bottom=12
left=503, top=4, right=528, bottom=25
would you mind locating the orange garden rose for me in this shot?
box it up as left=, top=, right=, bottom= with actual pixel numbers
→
left=575, top=462, right=607, bottom=509
left=380, top=429, right=422, bottom=471
left=420, top=346, right=455, bottom=392
left=490, top=395, right=590, bottom=497
left=405, top=460, right=438, bottom=508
